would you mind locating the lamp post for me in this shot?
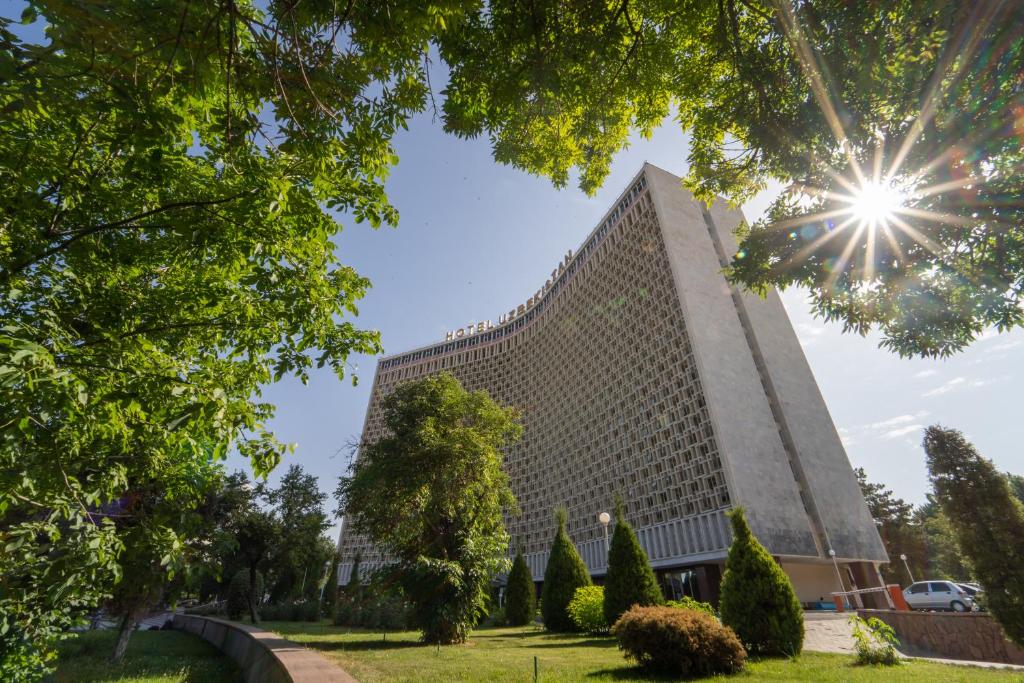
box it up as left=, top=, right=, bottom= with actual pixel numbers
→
left=899, top=553, right=915, bottom=584
left=598, top=511, right=611, bottom=566
left=828, top=548, right=846, bottom=607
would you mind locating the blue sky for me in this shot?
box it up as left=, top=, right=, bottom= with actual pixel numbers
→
left=233, top=109, right=1023, bottom=538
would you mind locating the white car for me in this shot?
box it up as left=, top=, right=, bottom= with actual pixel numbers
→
left=903, top=580, right=974, bottom=612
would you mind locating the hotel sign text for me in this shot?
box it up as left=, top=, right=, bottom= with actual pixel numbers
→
left=445, top=250, right=573, bottom=341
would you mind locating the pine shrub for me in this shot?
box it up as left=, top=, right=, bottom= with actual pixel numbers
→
left=226, top=569, right=263, bottom=621
left=604, top=500, right=662, bottom=626
left=612, top=605, right=747, bottom=676
left=505, top=551, right=536, bottom=626
left=568, top=586, right=608, bottom=634
left=719, top=508, right=803, bottom=656
left=541, top=507, right=592, bottom=631
left=924, top=426, right=1024, bottom=645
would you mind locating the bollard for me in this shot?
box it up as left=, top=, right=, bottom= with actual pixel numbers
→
left=534, top=655, right=538, bottom=682
left=887, top=584, right=910, bottom=611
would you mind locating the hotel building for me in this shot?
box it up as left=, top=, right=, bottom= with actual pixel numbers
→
left=336, top=164, right=888, bottom=604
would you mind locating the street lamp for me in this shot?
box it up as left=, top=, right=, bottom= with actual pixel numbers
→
left=828, top=548, right=846, bottom=606
left=899, top=553, right=915, bottom=584
left=598, top=511, right=611, bottom=563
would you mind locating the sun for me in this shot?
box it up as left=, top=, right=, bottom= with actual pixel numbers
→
left=847, top=180, right=907, bottom=229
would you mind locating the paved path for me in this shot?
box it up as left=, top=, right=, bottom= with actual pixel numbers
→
left=803, top=612, right=1024, bottom=670
left=803, top=612, right=856, bottom=655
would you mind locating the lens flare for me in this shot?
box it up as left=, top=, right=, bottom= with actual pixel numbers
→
left=847, top=180, right=907, bottom=230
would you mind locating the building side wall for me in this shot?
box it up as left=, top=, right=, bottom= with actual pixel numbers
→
left=704, top=201, right=888, bottom=562
left=645, top=166, right=818, bottom=557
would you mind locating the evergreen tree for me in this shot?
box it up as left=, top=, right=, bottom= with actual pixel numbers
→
left=603, top=499, right=662, bottom=626
left=505, top=550, right=536, bottom=626
left=322, top=551, right=340, bottom=617
left=924, top=426, right=1024, bottom=645
left=541, top=508, right=591, bottom=631
left=719, top=508, right=803, bottom=656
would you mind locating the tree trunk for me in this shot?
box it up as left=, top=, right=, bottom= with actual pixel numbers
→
left=248, top=565, right=259, bottom=624
left=111, top=612, right=137, bottom=663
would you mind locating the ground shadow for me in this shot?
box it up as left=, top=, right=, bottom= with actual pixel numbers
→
left=524, top=638, right=622, bottom=649
left=303, top=638, right=424, bottom=653
left=584, top=666, right=693, bottom=681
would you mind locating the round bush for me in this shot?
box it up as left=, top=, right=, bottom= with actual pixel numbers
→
left=612, top=606, right=747, bottom=677
left=568, top=586, right=608, bottom=634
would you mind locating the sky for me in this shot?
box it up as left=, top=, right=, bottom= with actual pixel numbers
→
left=229, top=108, right=1023, bottom=540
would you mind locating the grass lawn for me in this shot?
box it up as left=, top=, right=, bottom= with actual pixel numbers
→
left=50, top=629, right=242, bottom=682
left=261, top=621, right=1024, bottom=682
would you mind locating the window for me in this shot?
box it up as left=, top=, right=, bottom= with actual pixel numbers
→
left=909, top=583, right=929, bottom=594
left=930, top=582, right=952, bottom=593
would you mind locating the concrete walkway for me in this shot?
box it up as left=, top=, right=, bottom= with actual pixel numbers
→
left=803, top=612, right=1024, bottom=670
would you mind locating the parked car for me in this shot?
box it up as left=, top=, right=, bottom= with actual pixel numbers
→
left=903, top=580, right=974, bottom=612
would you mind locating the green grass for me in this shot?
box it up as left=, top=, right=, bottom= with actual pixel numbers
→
left=50, top=629, right=242, bottom=682
left=260, top=621, right=1024, bottom=682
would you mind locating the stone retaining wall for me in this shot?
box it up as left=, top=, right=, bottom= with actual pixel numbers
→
left=171, top=614, right=355, bottom=683
left=858, top=609, right=1024, bottom=665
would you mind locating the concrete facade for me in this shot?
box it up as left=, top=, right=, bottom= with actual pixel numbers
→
left=336, top=164, right=887, bottom=603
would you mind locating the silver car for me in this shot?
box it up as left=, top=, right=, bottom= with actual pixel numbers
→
left=903, top=580, right=974, bottom=612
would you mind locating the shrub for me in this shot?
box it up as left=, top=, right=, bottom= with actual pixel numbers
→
left=604, top=500, right=663, bottom=626
left=612, top=605, right=747, bottom=676
left=568, top=586, right=608, bottom=634
left=260, top=600, right=320, bottom=622
left=666, top=596, right=716, bottom=618
left=850, top=615, right=901, bottom=666
left=332, top=579, right=409, bottom=630
left=226, top=570, right=263, bottom=621
left=719, top=508, right=803, bottom=656
left=505, top=551, right=537, bottom=626
left=541, top=508, right=592, bottom=631
left=924, top=425, right=1024, bottom=645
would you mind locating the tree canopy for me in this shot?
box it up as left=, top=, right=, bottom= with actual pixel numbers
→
left=336, top=373, right=521, bottom=644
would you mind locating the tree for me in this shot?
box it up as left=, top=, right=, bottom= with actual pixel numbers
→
left=540, top=507, right=592, bottom=632
left=322, top=551, right=340, bottom=618
left=505, top=551, right=536, bottom=627
left=719, top=508, right=803, bottom=656
left=234, top=509, right=281, bottom=624
left=4, top=0, right=439, bottom=670
left=336, top=373, right=521, bottom=644
left=914, top=496, right=974, bottom=582
left=603, top=499, right=662, bottom=626
left=261, top=465, right=331, bottom=602
left=439, top=2, right=1024, bottom=358
left=923, top=426, right=1024, bottom=645
left=104, top=454, right=225, bottom=662
left=1007, top=473, right=1024, bottom=506
left=855, top=468, right=926, bottom=585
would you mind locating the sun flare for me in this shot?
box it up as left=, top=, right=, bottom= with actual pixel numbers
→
left=847, top=180, right=907, bottom=230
